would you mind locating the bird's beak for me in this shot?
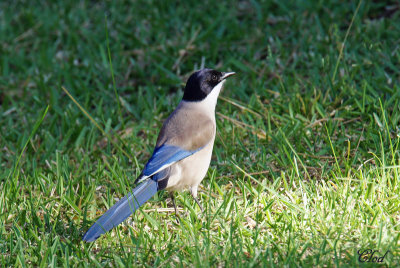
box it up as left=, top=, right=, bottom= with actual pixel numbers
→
left=221, top=72, right=236, bottom=81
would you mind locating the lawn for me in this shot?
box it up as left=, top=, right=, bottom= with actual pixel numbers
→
left=1, top=0, right=400, bottom=266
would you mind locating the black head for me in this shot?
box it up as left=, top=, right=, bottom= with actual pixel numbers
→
left=182, top=69, right=235, bottom=102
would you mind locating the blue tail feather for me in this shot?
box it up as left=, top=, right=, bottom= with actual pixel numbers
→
left=82, top=179, right=158, bottom=242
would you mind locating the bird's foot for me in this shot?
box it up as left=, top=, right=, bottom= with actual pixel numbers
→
left=170, top=192, right=181, bottom=222
left=192, top=195, right=204, bottom=214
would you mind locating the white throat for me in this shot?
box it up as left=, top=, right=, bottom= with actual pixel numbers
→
left=181, top=80, right=225, bottom=117
left=202, top=80, right=224, bottom=110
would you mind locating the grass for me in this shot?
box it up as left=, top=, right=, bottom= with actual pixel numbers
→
left=1, top=0, right=400, bottom=266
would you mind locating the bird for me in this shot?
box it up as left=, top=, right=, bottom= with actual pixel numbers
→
left=82, top=68, right=235, bottom=242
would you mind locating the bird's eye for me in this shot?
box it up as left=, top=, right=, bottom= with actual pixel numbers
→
left=212, top=75, right=218, bottom=81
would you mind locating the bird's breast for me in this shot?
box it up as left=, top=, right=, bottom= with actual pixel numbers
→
left=165, top=136, right=215, bottom=192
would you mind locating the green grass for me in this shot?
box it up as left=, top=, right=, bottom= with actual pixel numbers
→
left=1, top=0, right=400, bottom=266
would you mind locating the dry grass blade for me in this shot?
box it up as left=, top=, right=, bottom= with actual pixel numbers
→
left=217, top=112, right=266, bottom=139
left=61, top=86, right=133, bottom=161
left=219, top=96, right=262, bottom=118
left=331, top=0, right=363, bottom=83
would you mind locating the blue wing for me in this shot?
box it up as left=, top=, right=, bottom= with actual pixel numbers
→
left=143, top=144, right=202, bottom=177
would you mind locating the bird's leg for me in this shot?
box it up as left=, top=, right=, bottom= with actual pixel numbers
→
left=170, top=192, right=179, bottom=216
left=190, top=186, right=204, bottom=213
left=193, top=196, right=204, bottom=213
